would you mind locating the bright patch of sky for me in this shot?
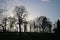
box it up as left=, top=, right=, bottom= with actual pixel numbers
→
left=41, top=0, right=49, bottom=2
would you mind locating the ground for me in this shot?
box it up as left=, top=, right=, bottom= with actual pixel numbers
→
left=0, top=32, right=56, bottom=40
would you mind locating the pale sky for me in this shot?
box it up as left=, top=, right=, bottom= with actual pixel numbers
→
left=0, top=0, right=60, bottom=23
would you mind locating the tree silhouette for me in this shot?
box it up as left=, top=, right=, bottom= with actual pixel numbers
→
left=55, top=19, right=60, bottom=33
left=41, top=16, right=52, bottom=33
left=24, top=21, right=28, bottom=32
left=33, top=21, right=38, bottom=32
left=7, top=17, right=17, bottom=32
left=0, top=24, right=3, bottom=32
left=13, top=6, right=28, bottom=32
left=29, top=20, right=35, bottom=32
left=30, top=24, right=31, bottom=32
left=41, top=16, right=47, bottom=32
left=34, top=16, right=52, bottom=33
left=45, top=20, right=52, bottom=33
left=2, top=17, right=7, bottom=32
left=0, top=9, right=8, bottom=32
left=29, top=21, right=32, bottom=32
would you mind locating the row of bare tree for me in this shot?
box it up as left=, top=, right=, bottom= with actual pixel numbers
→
left=0, top=6, right=59, bottom=33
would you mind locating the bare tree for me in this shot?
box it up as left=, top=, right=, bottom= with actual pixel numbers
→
left=0, top=24, right=3, bottom=32
left=7, top=17, right=17, bottom=32
left=2, top=17, right=7, bottom=32
left=34, top=16, right=52, bottom=33
left=24, top=22, right=28, bottom=32
left=55, top=19, right=60, bottom=33
left=13, top=6, right=28, bottom=32
left=33, top=21, right=38, bottom=32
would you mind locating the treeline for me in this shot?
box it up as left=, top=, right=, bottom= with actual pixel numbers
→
left=0, top=6, right=60, bottom=33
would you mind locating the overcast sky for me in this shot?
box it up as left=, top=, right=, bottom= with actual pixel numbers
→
left=0, top=0, right=60, bottom=23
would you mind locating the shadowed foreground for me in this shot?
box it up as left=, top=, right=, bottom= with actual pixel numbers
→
left=0, top=32, right=56, bottom=40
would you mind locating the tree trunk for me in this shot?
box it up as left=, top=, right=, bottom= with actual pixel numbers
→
left=34, top=28, right=35, bottom=32
left=3, top=22, right=6, bottom=32
left=43, top=29, right=44, bottom=33
left=19, top=19, right=21, bottom=32
left=30, top=25, right=31, bottom=32
left=24, top=24, right=27, bottom=32
left=49, top=28, right=51, bottom=33
left=37, top=27, right=38, bottom=32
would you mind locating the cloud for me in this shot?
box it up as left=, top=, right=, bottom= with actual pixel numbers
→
left=41, top=0, right=49, bottom=2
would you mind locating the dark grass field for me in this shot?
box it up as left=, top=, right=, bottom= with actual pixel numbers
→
left=0, top=32, right=57, bottom=40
